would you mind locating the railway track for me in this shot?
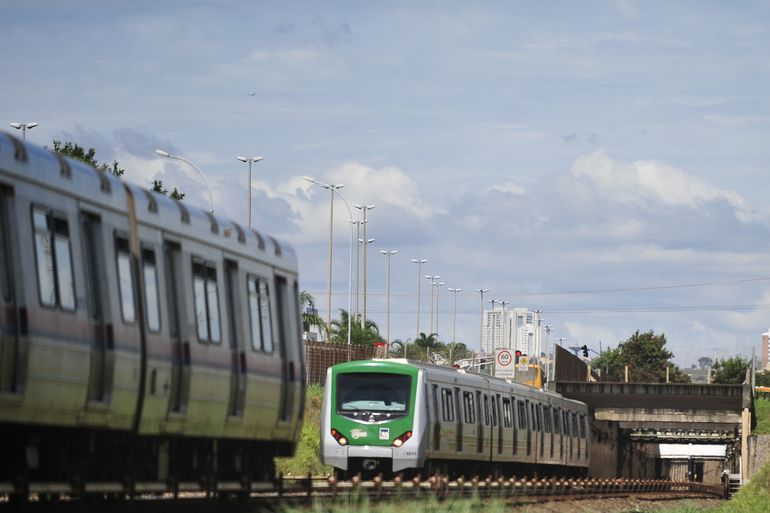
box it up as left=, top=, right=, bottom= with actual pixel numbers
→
left=0, top=475, right=725, bottom=509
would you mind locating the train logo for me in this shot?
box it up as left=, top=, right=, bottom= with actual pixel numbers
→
left=379, top=428, right=390, bottom=440
left=351, top=429, right=368, bottom=440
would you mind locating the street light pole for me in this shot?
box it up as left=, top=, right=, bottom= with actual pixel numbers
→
left=380, top=250, right=398, bottom=356
left=304, top=177, right=353, bottom=352
left=411, top=259, right=427, bottom=341
left=303, top=178, right=344, bottom=327
left=425, top=275, right=440, bottom=335
left=487, top=299, right=498, bottom=351
left=155, top=149, right=214, bottom=213
left=476, top=288, right=489, bottom=355
left=237, top=155, right=264, bottom=229
left=354, top=205, right=375, bottom=329
left=448, top=288, right=462, bottom=343
left=9, top=122, right=39, bottom=140
left=434, top=281, right=444, bottom=339
left=351, top=220, right=363, bottom=319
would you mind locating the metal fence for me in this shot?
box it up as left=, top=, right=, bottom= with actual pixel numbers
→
left=305, top=341, right=375, bottom=386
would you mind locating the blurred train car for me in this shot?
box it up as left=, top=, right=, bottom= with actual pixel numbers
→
left=321, top=359, right=589, bottom=478
left=0, top=132, right=304, bottom=493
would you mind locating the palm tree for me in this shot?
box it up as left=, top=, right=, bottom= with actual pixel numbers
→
left=300, top=290, right=327, bottom=341
left=329, top=309, right=380, bottom=346
left=414, top=332, right=439, bottom=348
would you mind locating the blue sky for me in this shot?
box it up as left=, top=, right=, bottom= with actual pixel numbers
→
left=5, top=0, right=770, bottom=366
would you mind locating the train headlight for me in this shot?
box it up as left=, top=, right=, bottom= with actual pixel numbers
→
left=330, top=428, right=349, bottom=446
left=391, top=431, right=412, bottom=447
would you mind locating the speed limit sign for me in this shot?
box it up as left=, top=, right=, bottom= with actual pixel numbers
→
left=495, top=349, right=515, bottom=378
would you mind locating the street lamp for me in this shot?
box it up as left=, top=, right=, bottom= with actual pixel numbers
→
left=350, top=220, right=365, bottom=319
left=237, top=155, right=264, bottom=229
left=411, top=259, right=427, bottom=341
left=9, top=122, right=38, bottom=140
left=304, top=177, right=354, bottom=353
left=545, top=325, right=553, bottom=383
left=380, top=250, right=398, bottom=356
left=476, top=288, right=489, bottom=355
left=448, top=288, right=462, bottom=344
left=487, top=299, right=498, bottom=351
left=354, top=204, right=375, bottom=329
left=155, top=149, right=214, bottom=214
left=434, top=281, right=445, bottom=339
left=425, top=275, right=440, bottom=335
left=304, top=177, right=344, bottom=327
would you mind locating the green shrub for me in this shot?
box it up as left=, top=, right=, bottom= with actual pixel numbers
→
left=275, top=384, right=334, bottom=477
left=754, top=398, right=770, bottom=434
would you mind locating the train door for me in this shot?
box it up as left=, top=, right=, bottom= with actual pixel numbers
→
left=552, top=407, right=561, bottom=460
left=454, top=387, right=463, bottom=453
left=274, top=275, right=295, bottom=422
left=0, top=185, right=24, bottom=394
left=81, top=213, right=115, bottom=403
left=224, top=259, right=246, bottom=417
left=475, top=391, right=483, bottom=454
left=462, top=391, right=475, bottom=455
left=525, top=399, right=532, bottom=456
left=494, top=394, right=503, bottom=455
left=562, top=411, right=573, bottom=463
left=164, top=241, right=189, bottom=414
left=431, top=384, right=440, bottom=451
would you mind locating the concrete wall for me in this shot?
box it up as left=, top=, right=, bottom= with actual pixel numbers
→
left=747, top=434, right=770, bottom=479
left=589, top=420, right=657, bottom=478
left=662, top=460, right=722, bottom=484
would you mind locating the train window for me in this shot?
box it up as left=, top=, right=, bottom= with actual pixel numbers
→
left=572, top=413, right=579, bottom=437
left=563, top=411, right=570, bottom=436
left=142, top=248, right=160, bottom=332
left=579, top=415, right=587, bottom=439
left=192, top=259, right=221, bottom=343
left=247, top=275, right=274, bottom=352
left=483, top=395, right=490, bottom=426
left=543, top=406, right=551, bottom=433
left=463, top=391, right=475, bottom=424
left=336, top=372, right=411, bottom=415
left=530, top=403, right=540, bottom=431
left=534, top=404, right=542, bottom=432
left=516, top=400, right=527, bottom=430
left=33, top=207, right=76, bottom=311
left=441, top=388, right=454, bottom=422
left=115, top=237, right=136, bottom=323
left=553, top=408, right=561, bottom=434
left=502, top=398, right=512, bottom=428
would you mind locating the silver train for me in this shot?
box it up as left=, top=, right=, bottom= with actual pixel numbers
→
left=0, top=132, right=304, bottom=493
left=322, top=359, right=590, bottom=478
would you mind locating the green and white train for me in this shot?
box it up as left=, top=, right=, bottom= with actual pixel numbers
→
left=321, top=359, right=590, bottom=478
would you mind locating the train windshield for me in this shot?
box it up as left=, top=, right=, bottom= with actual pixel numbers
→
left=336, top=372, right=411, bottom=414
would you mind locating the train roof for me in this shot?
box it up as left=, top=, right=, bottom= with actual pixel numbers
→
left=0, top=131, right=296, bottom=271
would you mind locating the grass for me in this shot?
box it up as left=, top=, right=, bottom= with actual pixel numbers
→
left=275, top=384, right=333, bottom=477
left=753, top=398, right=770, bottom=434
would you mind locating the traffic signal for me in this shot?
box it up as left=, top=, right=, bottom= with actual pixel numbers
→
left=515, top=350, right=522, bottom=363
left=581, top=345, right=589, bottom=358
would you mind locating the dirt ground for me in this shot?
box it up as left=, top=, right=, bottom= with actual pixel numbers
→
left=511, top=496, right=723, bottom=513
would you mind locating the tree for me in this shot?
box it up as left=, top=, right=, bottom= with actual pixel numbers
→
left=698, top=356, right=713, bottom=369
left=590, top=330, right=690, bottom=383
left=414, top=332, right=440, bottom=349
left=328, top=309, right=380, bottom=346
left=756, top=371, right=770, bottom=387
left=52, top=140, right=124, bottom=176
left=52, top=140, right=184, bottom=200
left=300, top=290, right=327, bottom=341
left=152, top=179, right=186, bottom=202
left=712, top=356, right=750, bottom=384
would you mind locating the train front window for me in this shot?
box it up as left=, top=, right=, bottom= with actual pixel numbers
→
left=336, top=373, right=411, bottom=419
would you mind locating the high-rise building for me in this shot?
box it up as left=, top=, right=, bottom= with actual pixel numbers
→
left=762, top=329, right=770, bottom=371
left=482, top=307, right=541, bottom=357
